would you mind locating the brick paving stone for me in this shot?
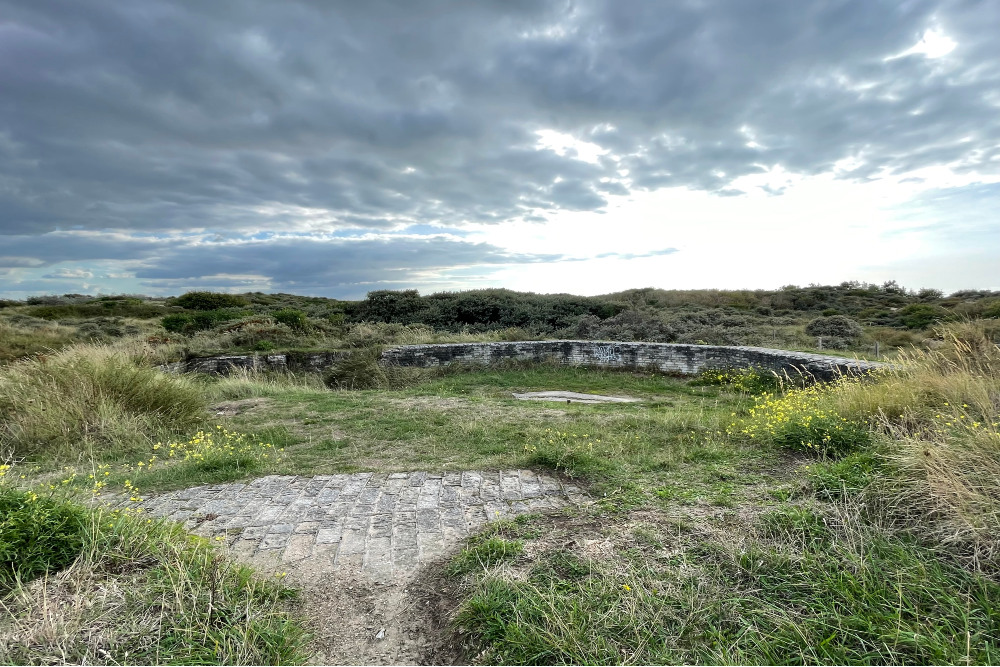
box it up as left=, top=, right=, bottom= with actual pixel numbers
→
left=139, top=470, right=586, bottom=577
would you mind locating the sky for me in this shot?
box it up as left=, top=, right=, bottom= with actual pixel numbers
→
left=1, top=0, right=998, bottom=300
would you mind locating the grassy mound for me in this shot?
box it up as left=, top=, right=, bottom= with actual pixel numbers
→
left=0, top=343, right=205, bottom=460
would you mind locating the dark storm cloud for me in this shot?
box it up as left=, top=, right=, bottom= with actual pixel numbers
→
left=1, top=0, right=998, bottom=286
left=132, top=235, right=558, bottom=289
left=0, top=230, right=562, bottom=297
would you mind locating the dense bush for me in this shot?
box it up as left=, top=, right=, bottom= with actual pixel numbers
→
left=981, top=300, right=1000, bottom=319
left=805, top=315, right=864, bottom=341
left=567, top=310, right=675, bottom=342
left=172, top=291, right=248, bottom=310
left=347, top=288, right=625, bottom=332
left=162, top=309, right=249, bottom=333
left=899, top=303, right=953, bottom=329
left=272, top=308, right=308, bottom=330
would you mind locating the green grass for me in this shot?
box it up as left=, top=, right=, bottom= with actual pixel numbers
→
left=451, top=507, right=1000, bottom=666
left=447, top=537, right=525, bottom=576
left=4, top=322, right=998, bottom=665
left=194, top=366, right=748, bottom=487
left=0, top=485, right=308, bottom=665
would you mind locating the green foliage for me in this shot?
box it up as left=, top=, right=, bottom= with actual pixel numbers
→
left=161, top=309, right=250, bottom=333
left=690, top=367, right=786, bottom=394
left=712, top=533, right=1000, bottom=665
left=272, top=308, right=308, bottom=330
left=322, top=348, right=422, bottom=390
left=22, top=302, right=169, bottom=320
left=728, top=382, right=872, bottom=457
left=805, top=314, right=864, bottom=339
left=347, top=288, right=625, bottom=333
left=807, top=450, right=883, bottom=501
left=570, top=309, right=675, bottom=342
left=448, top=537, right=525, bottom=576
left=456, top=522, right=1000, bottom=666
left=161, top=312, right=192, bottom=332
left=981, top=300, right=1000, bottom=319
left=0, top=486, right=87, bottom=591
left=0, top=493, right=308, bottom=665
left=173, top=291, right=248, bottom=310
left=454, top=564, right=715, bottom=665
left=899, top=303, right=952, bottom=329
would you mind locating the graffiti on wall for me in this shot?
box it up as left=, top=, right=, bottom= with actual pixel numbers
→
left=595, top=345, right=621, bottom=363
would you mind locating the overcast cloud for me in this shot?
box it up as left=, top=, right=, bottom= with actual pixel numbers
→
left=1, top=0, right=998, bottom=297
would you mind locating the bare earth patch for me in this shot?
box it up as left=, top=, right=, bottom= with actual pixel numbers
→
left=210, top=397, right=272, bottom=417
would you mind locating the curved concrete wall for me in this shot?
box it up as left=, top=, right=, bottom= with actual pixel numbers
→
left=381, top=340, right=881, bottom=380
left=164, top=340, right=882, bottom=380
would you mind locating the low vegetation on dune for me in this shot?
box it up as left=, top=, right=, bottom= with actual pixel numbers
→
left=1, top=284, right=999, bottom=664
left=3, top=282, right=1000, bottom=363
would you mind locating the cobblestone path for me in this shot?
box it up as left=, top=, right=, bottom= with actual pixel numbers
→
left=140, top=470, right=587, bottom=580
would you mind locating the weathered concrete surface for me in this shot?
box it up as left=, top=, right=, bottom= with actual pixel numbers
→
left=138, top=471, right=586, bottom=581
left=512, top=390, right=642, bottom=403
left=382, top=340, right=884, bottom=381
left=161, top=340, right=884, bottom=380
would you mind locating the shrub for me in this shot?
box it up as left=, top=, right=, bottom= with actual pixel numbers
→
left=899, top=303, right=952, bottom=329
left=272, top=308, right=308, bottom=331
left=805, top=315, right=863, bottom=339
left=162, top=313, right=193, bottom=332
left=981, top=300, right=1000, bottom=319
left=568, top=309, right=675, bottom=342
left=161, top=309, right=248, bottom=334
left=728, top=382, right=872, bottom=457
left=173, top=291, right=247, bottom=310
left=690, top=368, right=788, bottom=395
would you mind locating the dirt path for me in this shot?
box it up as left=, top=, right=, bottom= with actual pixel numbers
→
left=138, top=471, right=588, bottom=664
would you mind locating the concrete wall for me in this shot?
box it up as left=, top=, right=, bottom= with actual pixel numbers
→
left=381, top=340, right=881, bottom=380
left=160, top=351, right=347, bottom=375
left=164, top=340, right=882, bottom=380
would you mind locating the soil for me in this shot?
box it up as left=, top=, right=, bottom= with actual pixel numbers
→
left=209, top=397, right=272, bottom=416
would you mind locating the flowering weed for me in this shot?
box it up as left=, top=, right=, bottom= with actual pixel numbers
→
left=728, top=381, right=871, bottom=457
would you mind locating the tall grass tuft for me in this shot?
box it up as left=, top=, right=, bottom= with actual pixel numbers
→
left=804, top=322, right=1000, bottom=569
left=0, top=343, right=205, bottom=460
left=322, top=347, right=426, bottom=390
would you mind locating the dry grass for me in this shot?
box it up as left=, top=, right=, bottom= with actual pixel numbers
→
left=792, top=322, right=1000, bottom=570
left=0, top=342, right=205, bottom=460
left=0, top=319, right=78, bottom=364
